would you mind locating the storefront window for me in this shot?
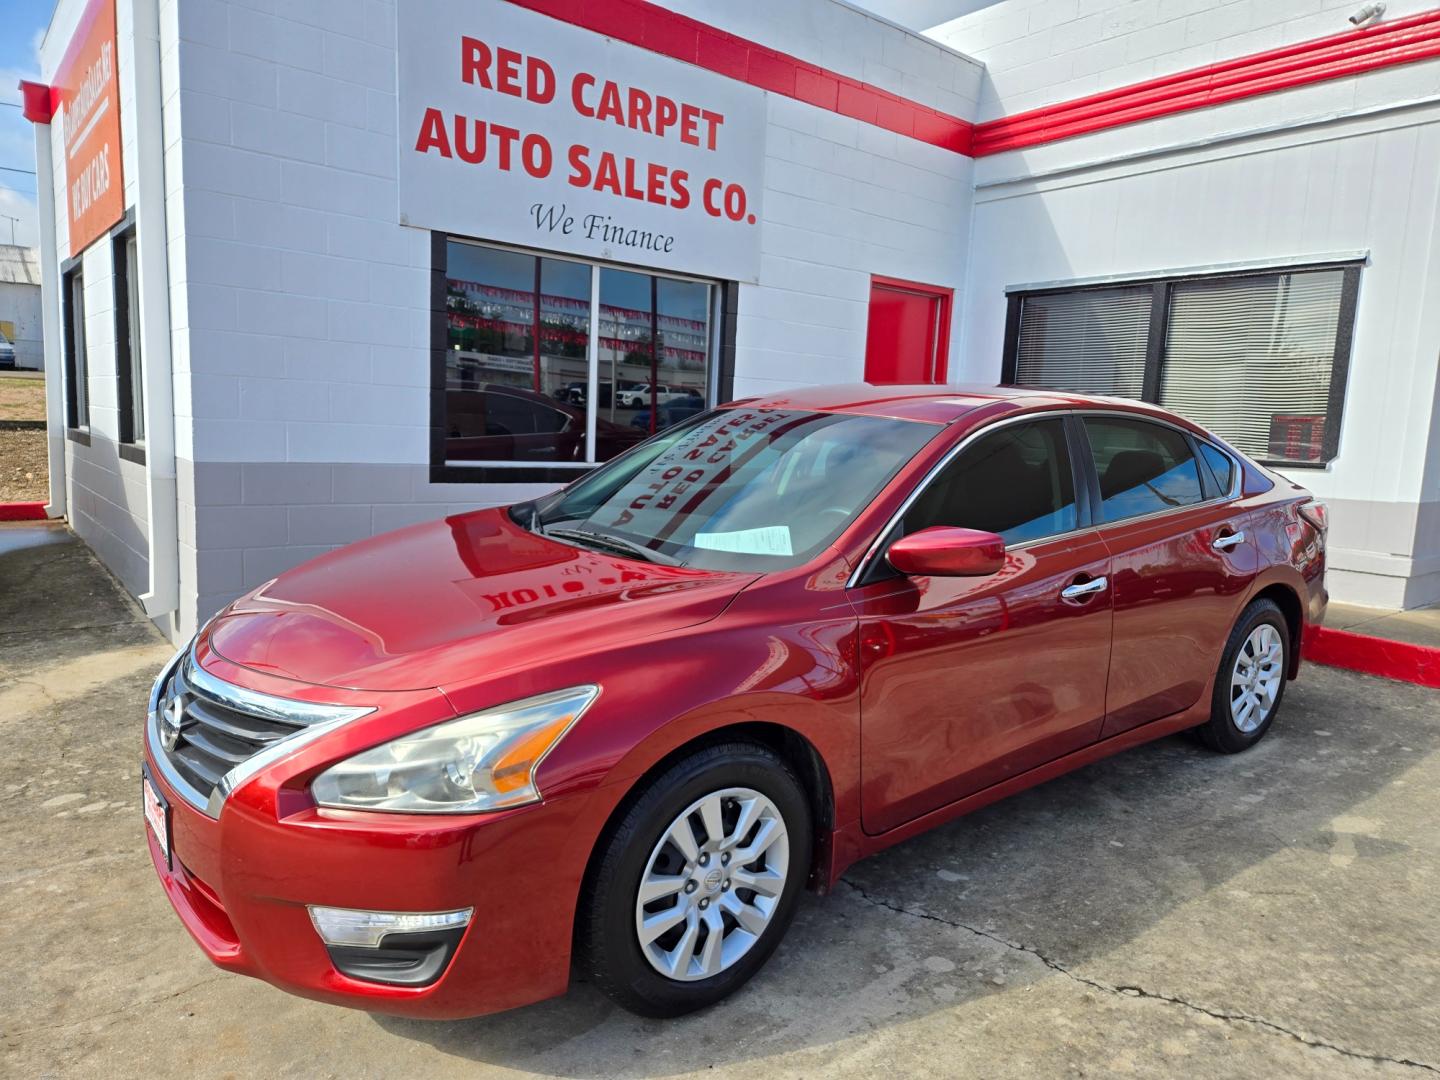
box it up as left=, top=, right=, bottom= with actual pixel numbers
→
left=442, top=239, right=714, bottom=470
left=1003, top=262, right=1359, bottom=466
left=596, top=270, right=709, bottom=438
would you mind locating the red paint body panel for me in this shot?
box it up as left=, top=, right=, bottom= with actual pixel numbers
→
left=1096, top=502, right=1259, bottom=737
left=208, top=508, right=756, bottom=691
left=852, top=530, right=1113, bottom=833
left=144, top=386, right=1326, bottom=1019
left=885, top=526, right=1006, bottom=577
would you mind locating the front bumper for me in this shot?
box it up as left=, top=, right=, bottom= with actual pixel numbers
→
left=142, top=644, right=596, bottom=1019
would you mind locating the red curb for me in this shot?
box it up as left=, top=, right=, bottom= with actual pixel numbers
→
left=0, top=502, right=48, bottom=522
left=1304, top=625, right=1440, bottom=689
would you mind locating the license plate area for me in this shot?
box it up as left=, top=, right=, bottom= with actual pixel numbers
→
left=142, top=764, right=172, bottom=870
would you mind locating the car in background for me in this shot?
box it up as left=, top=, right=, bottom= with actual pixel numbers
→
left=142, top=384, right=1326, bottom=1023
left=0, top=332, right=15, bottom=369
left=567, top=381, right=641, bottom=408
left=443, top=384, right=645, bottom=462
left=629, top=396, right=707, bottom=432
left=616, top=384, right=695, bottom=409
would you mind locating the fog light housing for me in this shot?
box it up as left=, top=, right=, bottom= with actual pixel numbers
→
left=308, top=906, right=472, bottom=987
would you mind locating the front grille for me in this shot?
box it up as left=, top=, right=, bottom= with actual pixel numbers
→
left=157, top=657, right=309, bottom=800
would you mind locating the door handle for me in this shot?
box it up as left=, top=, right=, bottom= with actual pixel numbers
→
left=1060, top=576, right=1108, bottom=600
left=1212, top=531, right=1246, bottom=551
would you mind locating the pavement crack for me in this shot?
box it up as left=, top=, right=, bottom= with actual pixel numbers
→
left=839, top=878, right=1438, bottom=1074
left=1, top=974, right=229, bottom=1041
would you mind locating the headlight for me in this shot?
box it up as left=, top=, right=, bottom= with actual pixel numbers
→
left=311, top=686, right=599, bottom=813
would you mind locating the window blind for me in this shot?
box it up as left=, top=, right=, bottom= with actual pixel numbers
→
left=1014, top=286, right=1151, bottom=399
left=1159, top=270, right=1342, bottom=463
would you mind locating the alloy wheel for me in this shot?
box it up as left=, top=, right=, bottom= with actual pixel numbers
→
left=633, top=787, right=789, bottom=982
left=1230, top=623, right=1283, bottom=733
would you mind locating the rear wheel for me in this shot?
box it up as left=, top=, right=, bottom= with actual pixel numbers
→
left=1196, top=598, right=1290, bottom=753
left=577, top=742, right=812, bottom=1018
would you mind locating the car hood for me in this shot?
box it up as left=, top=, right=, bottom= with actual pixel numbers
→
left=205, top=508, right=757, bottom=691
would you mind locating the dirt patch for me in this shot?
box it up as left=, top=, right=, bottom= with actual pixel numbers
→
left=0, top=429, right=48, bottom=502
left=0, top=376, right=47, bottom=422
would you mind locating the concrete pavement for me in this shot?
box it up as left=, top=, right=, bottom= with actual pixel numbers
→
left=2, top=521, right=1438, bottom=1078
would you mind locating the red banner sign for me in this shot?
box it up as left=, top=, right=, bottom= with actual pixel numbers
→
left=55, top=0, right=124, bottom=257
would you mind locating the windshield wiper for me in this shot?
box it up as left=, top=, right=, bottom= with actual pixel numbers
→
left=542, top=526, right=682, bottom=566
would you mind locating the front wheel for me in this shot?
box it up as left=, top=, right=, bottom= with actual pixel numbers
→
left=1195, top=598, right=1290, bottom=753
left=576, top=742, right=812, bottom=1018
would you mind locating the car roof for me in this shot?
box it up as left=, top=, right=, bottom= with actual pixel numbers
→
left=720, top=383, right=1173, bottom=426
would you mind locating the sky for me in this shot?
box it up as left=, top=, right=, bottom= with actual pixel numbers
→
left=1, top=0, right=54, bottom=249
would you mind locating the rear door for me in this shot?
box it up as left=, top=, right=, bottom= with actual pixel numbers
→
left=1077, top=414, right=1259, bottom=738
left=852, top=415, right=1113, bottom=834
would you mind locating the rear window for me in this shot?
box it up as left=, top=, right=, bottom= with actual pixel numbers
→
left=1197, top=442, right=1236, bottom=495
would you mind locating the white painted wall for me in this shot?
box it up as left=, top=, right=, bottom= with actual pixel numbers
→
left=36, top=0, right=177, bottom=601
left=32, top=0, right=1440, bottom=622
left=142, top=0, right=982, bottom=627
left=955, top=93, right=1440, bottom=607
left=0, top=280, right=43, bottom=369
left=926, top=0, right=1440, bottom=121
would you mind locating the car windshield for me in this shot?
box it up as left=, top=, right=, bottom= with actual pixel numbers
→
left=519, top=407, right=939, bottom=571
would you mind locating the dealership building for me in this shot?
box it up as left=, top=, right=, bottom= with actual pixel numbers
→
left=20, top=0, right=1440, bottom=642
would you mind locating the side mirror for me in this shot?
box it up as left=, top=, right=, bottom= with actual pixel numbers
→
left=886, top=526, right=1006, bottom=577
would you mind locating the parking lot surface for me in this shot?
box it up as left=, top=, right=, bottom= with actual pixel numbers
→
left=3, top=523, right=1438, bottom=1078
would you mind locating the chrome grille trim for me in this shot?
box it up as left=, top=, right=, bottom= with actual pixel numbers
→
left=147, top=643, right=373, bottom=818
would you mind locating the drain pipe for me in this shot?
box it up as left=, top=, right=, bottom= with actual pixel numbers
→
left=131, top=0, right=180, bottom=627
left=19, top=81, right=66, bottom=520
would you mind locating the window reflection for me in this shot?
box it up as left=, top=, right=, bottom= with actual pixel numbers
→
left=597, top=268, right=709, bottom=449
left=444, top=240, right=712, bottom=466
left=903, top=420, right=1078, bottom=544
left=1084, top=417, right=1205, bottom=522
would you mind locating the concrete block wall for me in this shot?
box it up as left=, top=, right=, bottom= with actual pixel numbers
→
left=664, top=0, right=983, bottom=118
left=159, top=0, right=984, bottom=628
left=926, top=0, right=1440, bottom=121
left=734, top=91, right=976, bottom=397
left=37, top=0, right=154, bottom=601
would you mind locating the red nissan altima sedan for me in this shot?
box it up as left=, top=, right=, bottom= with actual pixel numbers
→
left=142, top=384, right=1327, bottom=1018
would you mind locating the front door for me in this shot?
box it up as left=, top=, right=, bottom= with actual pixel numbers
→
left=852, top=417, right=1114, bottom=835
left=1077, top=415, right=1259, bottom=738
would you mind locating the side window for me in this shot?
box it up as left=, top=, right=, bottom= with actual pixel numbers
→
left=63, top=267, right=89, bottom=429
left=1083, top=416, right=1205, bottom=522
left=904, top=419, right=1078, bottom=545
left=1197, top=441, right=1236, bottom=496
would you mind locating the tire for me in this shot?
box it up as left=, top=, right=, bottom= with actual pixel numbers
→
left=1195, top=598, right=1290, bottom=754
left=576, top=741, right=812, bottom=1018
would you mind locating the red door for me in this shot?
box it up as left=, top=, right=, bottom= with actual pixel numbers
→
left=851, top=417, right=1112, bottom=835
left=865, top=276, right=952, bottom=384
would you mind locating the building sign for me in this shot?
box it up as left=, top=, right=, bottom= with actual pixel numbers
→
left=1268, top=413, right=1326, bottom=462
left=398, top=0, right=766, bottom=282
left=54, top=0, right=124, bottom=258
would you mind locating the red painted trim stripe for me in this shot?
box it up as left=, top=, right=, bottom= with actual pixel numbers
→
left=503, top=0, right=974, bottom=154
left=18, top=79, right=55, bottom=125
left=972, top=8, right=1440, bottom=156
left=1303, top=625, right=1440, bottom=689
left=0, top=502, right=49, bottom=522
